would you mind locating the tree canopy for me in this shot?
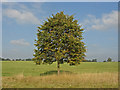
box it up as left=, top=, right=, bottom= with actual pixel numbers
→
left=107, top=57, right=112, bottom=62
left=32, top=12, right=86, bottom=74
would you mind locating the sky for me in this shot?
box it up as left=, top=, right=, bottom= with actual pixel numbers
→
left=1, top=2, right=118, bottom=62
left=1, top=0, right=120, bottom=2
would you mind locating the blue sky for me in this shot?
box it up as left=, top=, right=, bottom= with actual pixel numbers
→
left=2, top=2, right=118, bottom=62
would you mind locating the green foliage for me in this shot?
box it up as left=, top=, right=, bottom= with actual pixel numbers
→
left=82, top=59, right=97, bottom=62
left=107, top=57, right=112, bottom=62
left=92, top=59, right=97, bottom=62
left=103, top=60, right=106, bottom=62
left=33, top=11, right=86, bottom=66
left=1, top=57, right=32, bottom=61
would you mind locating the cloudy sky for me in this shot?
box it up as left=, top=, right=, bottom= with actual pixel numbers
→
left=2, top=2, right=118, bottom=62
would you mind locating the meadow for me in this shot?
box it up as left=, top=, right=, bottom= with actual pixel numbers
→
left=2, top=61, right=118, bottom=88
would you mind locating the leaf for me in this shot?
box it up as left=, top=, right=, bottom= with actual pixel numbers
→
left=33, top=11, right=86, bottom=66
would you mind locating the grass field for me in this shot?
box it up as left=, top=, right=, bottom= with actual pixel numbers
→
left=2, top=61, right=118, bottom=88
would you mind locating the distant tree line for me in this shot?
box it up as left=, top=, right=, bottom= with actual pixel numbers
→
left=0, top=57, right=117, bottom=62
left=103, top=57, right=114, bottom=62
left=83, top=57, right=117, bottom=62
left=82, top=59, right=97, bottom=62
left=0, top=57, right=32, bottom=61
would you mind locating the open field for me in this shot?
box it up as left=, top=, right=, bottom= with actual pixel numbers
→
left=2, top=61, right=118, bottom=88
left=3, top=72, right=118, bottom=88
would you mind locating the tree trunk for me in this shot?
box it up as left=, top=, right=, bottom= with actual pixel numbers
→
left=57, top=61, right=60, bottom=75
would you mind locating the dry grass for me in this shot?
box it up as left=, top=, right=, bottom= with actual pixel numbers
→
left=2, top=72, right=118, bottom=88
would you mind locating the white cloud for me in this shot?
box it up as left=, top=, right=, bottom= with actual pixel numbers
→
left=10, top=39, right=30, bottom=46
left=82, top=10, right=118, bottom=31
left=3, top=9, right=40, bottom=24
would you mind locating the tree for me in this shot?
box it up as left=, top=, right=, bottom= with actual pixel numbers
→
left=16, top=59, right=21, bottom=61
left=88, top=60, right=92, bottom=62
left=107, top=57, right=112, bottom=62
left=32, top=12, right=86, bottom=75
left=92, top=59, right=97, bottom=62
left=26, top=58, right=32, bottom=61
left=6, top=58, right=11, bottom=61
left=82, top=59, right=87, bottom=62
left=0, top=57, right=2, bottom=61
left=103, top=60, right=106, bottom=62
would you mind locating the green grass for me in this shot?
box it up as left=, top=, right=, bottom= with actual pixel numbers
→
left=2, top=61, right=118, bottom=76
left=2, top=61, right=118, bottom=88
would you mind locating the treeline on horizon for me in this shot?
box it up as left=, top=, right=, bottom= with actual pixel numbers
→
left=0, top=57, right=117, bottom=62
left=0, top=57, right=32, bottom=61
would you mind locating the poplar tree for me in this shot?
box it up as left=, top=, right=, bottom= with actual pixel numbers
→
left=33, top=12, right=86, bottom=75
